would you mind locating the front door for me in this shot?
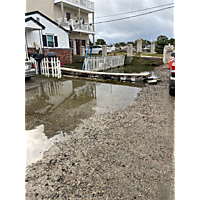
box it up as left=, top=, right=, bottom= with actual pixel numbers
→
left=76, top=40, right=86, bottom=55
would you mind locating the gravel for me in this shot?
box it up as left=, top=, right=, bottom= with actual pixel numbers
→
left=25, top=65, right=175, bottom=199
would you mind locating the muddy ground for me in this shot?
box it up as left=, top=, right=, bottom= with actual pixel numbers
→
left=25, top=65, right=175, bottom=199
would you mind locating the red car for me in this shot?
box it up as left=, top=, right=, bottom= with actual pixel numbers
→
left=168, top=51, right=175, bottom=69
left=169, top=59, right=175, bottom=96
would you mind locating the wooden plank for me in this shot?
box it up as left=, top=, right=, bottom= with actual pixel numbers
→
left=147, top=80, right=157, bottom=84
left=60, top=67, right=150, bottom=77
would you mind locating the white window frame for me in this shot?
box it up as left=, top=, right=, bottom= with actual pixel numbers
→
left=46, top=34, right=54, bottom=47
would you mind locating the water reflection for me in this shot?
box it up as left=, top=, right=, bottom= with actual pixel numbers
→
left=25, top=79, right=141, bottom=165
left=26, top=125, right=71, bottom=165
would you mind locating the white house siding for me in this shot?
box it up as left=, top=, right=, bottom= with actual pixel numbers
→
left=25, top=13, right=69, bottom=49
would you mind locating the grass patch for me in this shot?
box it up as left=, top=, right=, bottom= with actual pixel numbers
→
left=63, top=63, right=83, bottom=70
left=141, top=53, right=163, bottom=57
left=124, top=57, right=163, bottom=73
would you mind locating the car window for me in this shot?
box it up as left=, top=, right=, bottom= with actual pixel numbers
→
left=171, top=52, right=175, bottom=57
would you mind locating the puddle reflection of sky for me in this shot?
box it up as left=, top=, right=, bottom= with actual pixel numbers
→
left=25, top=79, right=141, bottom=166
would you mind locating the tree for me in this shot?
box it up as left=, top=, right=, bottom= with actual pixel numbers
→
left=127, top=41, right=135, bottom=46
left=155, top=35, right=169, bottom=54
left=96, top=39, right=106, bottom=45
left=114, top=43, right=120, bottom=47
left=119, top=42, right=126, bottom=46
left=89, top=39, right=93, bottom=46
left=169, top=38, right=175, bottom=47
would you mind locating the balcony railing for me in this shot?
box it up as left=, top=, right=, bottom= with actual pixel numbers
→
left=55, top=0, right=94, bottom=11
left=57, top=18, right=94, bottom=33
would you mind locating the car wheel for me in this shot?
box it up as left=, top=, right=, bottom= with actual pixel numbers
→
left=99, top=51, right=102, bottom=55
left=169, top=83, right=175, bottom=96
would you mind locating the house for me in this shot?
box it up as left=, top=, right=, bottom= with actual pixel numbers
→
left=25, top=0, right=95, bottom=55
left=25, top=11, right=72, bottom=64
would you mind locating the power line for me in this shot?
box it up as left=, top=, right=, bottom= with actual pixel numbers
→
left=93, top=6, right=174, bottom=25
left=92, top=2, right=174, bottom=19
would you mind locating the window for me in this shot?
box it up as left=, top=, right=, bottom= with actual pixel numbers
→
left=42, top=35, right=58, bottom=47
left=66, top=12, right=71, bottom=20
left=47, top=35, right=54, bottom=47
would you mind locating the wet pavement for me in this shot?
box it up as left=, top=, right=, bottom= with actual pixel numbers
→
left=25, top=77, right=142, bottom=166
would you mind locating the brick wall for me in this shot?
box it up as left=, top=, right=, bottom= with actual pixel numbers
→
left=28, top=48, right=72, bottom=65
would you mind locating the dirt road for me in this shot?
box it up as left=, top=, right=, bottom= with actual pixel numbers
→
left=25, top=66, right=175, bottom=199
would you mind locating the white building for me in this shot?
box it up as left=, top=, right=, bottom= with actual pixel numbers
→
left=25, top=11, right=72, bottom=64
left=25, top=0, right=95, bottom=55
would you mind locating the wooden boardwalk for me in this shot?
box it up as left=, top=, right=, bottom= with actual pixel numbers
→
left=60, top=67, right=150, bottom=80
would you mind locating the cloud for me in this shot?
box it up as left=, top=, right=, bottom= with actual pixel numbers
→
left=90, top=0, right=174, bottom=44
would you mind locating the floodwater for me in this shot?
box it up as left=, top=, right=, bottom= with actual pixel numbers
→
left=25, top=78, right=141, bottom=165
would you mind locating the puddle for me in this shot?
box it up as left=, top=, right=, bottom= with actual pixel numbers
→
left=26, top=125, right=71, bottom=165
left=25, top=78, right=141, bottom=166
left=140, top=71, right=158, bottom=79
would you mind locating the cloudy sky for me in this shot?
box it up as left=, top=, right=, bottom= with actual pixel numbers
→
left=89, top=0, right=175, bottom=45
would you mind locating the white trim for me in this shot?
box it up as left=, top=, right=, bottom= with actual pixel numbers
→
left=25, top=20, right=43, bottom=30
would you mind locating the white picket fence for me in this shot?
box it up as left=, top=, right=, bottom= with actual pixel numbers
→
left=31, top=57, right=61, bottom=78
left=84, top=55, right=125, bottom=71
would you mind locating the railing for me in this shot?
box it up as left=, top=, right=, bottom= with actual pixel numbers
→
left=54, top=0, right=94, bottom=11
left=32, top=57, right=61, bottom=78
left=84, top=56, right=125, bottom=71
left=57, top=18, right=94, bottom=32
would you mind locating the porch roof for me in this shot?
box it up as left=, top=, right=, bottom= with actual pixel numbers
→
left=25, top=17, right=46, bottom=30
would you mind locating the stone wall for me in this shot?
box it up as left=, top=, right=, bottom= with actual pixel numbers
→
left=163, top=45, right=174, bottom=64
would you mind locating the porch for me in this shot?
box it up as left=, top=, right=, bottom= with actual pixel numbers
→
left=54, top=0, right=94, bottom=12
left=57, top=18, right=94, bottom=33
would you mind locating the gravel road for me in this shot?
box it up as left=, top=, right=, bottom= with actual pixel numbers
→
left=25, top=66, right=175, bottom=199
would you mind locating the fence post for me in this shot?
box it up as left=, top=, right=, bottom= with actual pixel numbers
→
left=54, top=57, right=57, bottom=77
left=85, top=58, right=88, bottom=71
left=51, top=57, right=54, bottom=77
left=46, top=58, right=49, bottom=77
left=151, top=41, right=155, bottom=54
left=80, top=46, right=85, bottom=57
left=102, top=45, right=107, bottom=57
left=137, top=39, right=142, bottom=54
left=57, top=58, right=61, bottom=78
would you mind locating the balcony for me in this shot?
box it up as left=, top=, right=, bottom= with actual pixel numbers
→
left=54, top=0, right=94, bottom=13
left=57, top=18, right=94, bottom=34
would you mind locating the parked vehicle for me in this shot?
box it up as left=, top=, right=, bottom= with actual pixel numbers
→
left=25, top=41, right=36, bottom=79
left=107, top=46, right=112, bottom=54
left=169, top=59, right=175, bottom=96
left=91, top=45, right=102, bottom=55
left=110, top=46, right=116, bottom=52
left=25, top=59, right=36, bottom=79
left=168, top=51, right=175, bottom=69
left=86, top=45, right=112, bottom=55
